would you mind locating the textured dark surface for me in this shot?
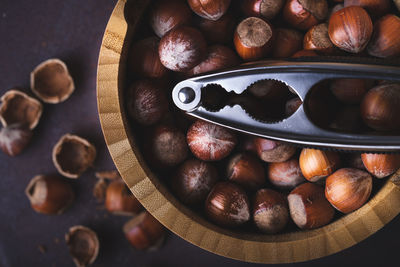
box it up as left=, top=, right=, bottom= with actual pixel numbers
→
left=1, top=0, right=400, bottom=266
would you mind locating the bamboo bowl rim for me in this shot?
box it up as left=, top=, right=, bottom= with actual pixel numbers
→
left=97, top=0, right=400, bottom=263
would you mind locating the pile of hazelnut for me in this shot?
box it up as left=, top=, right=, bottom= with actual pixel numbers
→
left=126, top=0, right=400, bottom=234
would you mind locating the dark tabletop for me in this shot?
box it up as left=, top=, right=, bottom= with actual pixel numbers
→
left=1, top=0, right=400, bottom=266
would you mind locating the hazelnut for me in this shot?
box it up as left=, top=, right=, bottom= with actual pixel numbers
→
left=344, top=0, right=391, bottom=18
left=303, top=23, right=335, bottom=54
left=285, top=97, right=302, bottom=117
left=329, top=4, right=344, bottom=20
left=126, top=79, right=169, bottom=126
left=361, top=153, right=400, bottom=178
left=272, top=28, right=303, bottom=58
left=0, top=124, right=32, bottom=156
left=343, top=153, right=365, bottom=170
left=247, top=79, right=289, bottom=102
left=65, top=226, right=99, bottom=267
left=288, top=183, right=335, bottom=230
left=283, top=0, right=328, bottom=31
left=330, top=79, right=369, bottom=104
left=329, top=105, right=363, bottom=133
left=328, top=6, right=372, bottom=53
left=105, top=179, right=143, bottom=215
left=151, top=124, right=189, bottom=167
left=234, top=17, right=274, bottom=61
left=226, top=153, right=266, bottom=191
left=188, top=0, right=231, bottom=21
left=268, top=158, right=306, bottom=190
left=197, top=12, right=236, bottom=44
left=291, top=49, right=318, bottom=58
left=30, top=59, right=75, bottom=104
left=325, top=168, right=372, bottom=213
left=171, top=159, right=219, bottom=205
left=360, top=83, right=400, bottom=131
left=25, top=175, right=74, bottom=215
left=186, top=45, right=239, bottom=76
left=241, top=0, right=285, bottom=20
left=0, top=90, right=42, bottom=130
left=128, top=37, right=168, bottom=78
left=306, top=82, right=338, bottom=128
left=123, top=211, right=166, bottom=251
left=93, top=178, right=108, bottom=203
left=205, top=182, right=250, bottom=227
left=187, top=120, right=237, bottom=161
left=254, top=138, right=296, bottom=163
left=239, top=135, right=257, bottom=154
left=159, top=26, right=207, bottom=72
left=253, top=188, right=289, bottom=234
left=367, top=15, right=400, bottom=58
left=52, top=134, right=96, bottom=179
left=299, top=149, right=341, bottom=182
left=149, top=0, right=192, bottom=38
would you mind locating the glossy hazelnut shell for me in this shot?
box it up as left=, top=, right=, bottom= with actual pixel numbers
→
left=325, top=168, right=372, bottom=213
left=197, top=13, right=236, bottom=44
left=188, top=0, right=231, bottom=21
left=367, top=15, right=400, bottom=58
left=268, top=159, right=306, bottom=190
left=288, top=183, right=335, bottom=229
left=105, top=180, right=143, bottom=215
left=283, top=0, right=328, bottom=31
left=299, top=149, right=341, bottom=182
left=65, top=226, right=99, bottom=267
left=361, top=153, right=400, bottom=178
left=344, top=0, right=391, bottom=18
left=205, top=182, right=250, bottom=227
left=330, top=79, right=368, bottom=104
left=272, top=28, right=303, bottom=58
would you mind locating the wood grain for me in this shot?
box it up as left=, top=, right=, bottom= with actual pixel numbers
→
left=97, top=0, right=400, bottom=263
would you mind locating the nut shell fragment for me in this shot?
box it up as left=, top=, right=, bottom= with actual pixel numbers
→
left=0, top=90, right=42, bottom=130
left=31, top=58, right=75, bottom=103
left=52, top=134, right=96, bottom=179
left=65, top=226, right=99, bottom=267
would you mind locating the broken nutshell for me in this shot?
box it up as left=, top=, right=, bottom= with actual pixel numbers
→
left=30, top=58, right=75, bottom=104
left=0, top=90, right=42, bottom=130
left=0, top=124, right=33, bottom=156
left=52, top=134, right=96, bottom=179
left=65, top=225, right=99, bottom=267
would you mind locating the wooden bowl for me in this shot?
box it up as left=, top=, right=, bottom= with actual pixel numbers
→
left=97, top=0, right=400, bottom=263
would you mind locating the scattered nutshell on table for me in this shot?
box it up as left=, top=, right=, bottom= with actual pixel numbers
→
left=30, top=58, right=75, bottom=104
left=0, top=89, right=43, bottom=130
left=65, top=225, right=99, bottom=267
left=0, top=123, right=33, bottom=156
left=25, top=175, right=74, bottom=215
left=52, top=134, right=96, bottom=179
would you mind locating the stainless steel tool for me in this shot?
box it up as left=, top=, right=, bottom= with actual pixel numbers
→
left=172, top=57, right=400, bottom=152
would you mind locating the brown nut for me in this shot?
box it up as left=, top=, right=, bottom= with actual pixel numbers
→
left=65, top=226, right=99, bottom=267
left=0, top=90, right=42, bottom=130
left=268, top=158, right=306, bottom=190
left=123, top=211, right=166, bottom=251
left=344, top=0, right=391, bottom=18
left=186, top=45, right=239, bottom=76
left=197, top=12, right=236, bottom=44
left=205, top=182, right=250, bottom=227
left=325, top=168, right=372, bottom=213
left=241, top=0, right=285, bottom=20
left=187, top=120, right=237, bottom=161
left=105, top=180, right=143, bottom=215
left=329, top=105, right=363, bottom=133
left=288, top=183, right=335, bottom=229
left=247, top=79, right=289, bottom=102
left=283, top=0, right=328, bottom=31
left=253, top=188, right=289, bottom=234
left=128, top=37, right=169, bottom=78
left=25, top=175, right=74, bottom=215
left=234, top=17, right=274, bottom=61
left=254, top=137, right=296, bottom=163
left=171, top=159, right=219, bottom=205
left=126, top=79, right=169, bottom=126
left=361, top=153, right=400, bottom=178
left=52, top=134, right=96, bottom=179
left=159, top=26, right=207, bottom=72
left=303, top=23, right=335, bottom=54
left=0, top=124, right=32, bottom=156
left=291, top=49, right=318, bottom=58
left=188, top=0, right=231, bottom=21
left=149, top=0, right=192, bottom=38
left=93, top=178, right=108, bottom=202
left=285, top=97, right=302, bottom=117
left=367, top=15, right=400, bottom=58
left=343, top=153, right=365, bottom=170
left=360, top=83, right=400, bottom=131
left=226, top=153, right=266, bottom=191
left=272, top=28, right=303, bottom=58
left=299, top=149, right=341, bottom=182
left=330, top=78, right=369, bottom=104
left=30, top=59, right=75, bottom=104
left=328, top=6, right=372, bottom=53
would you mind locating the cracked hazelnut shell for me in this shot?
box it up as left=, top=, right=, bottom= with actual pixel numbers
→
left=30, top=58, right=75, bottom=104
left=25, top=175, right=74, bottom=215
left=0, top=124, right=32, bottom=156
left=52, top=134, right=96, bottom=179
left=65, top=225, right=99, bottom=267
left=0, top=90, right=42, bottom=130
